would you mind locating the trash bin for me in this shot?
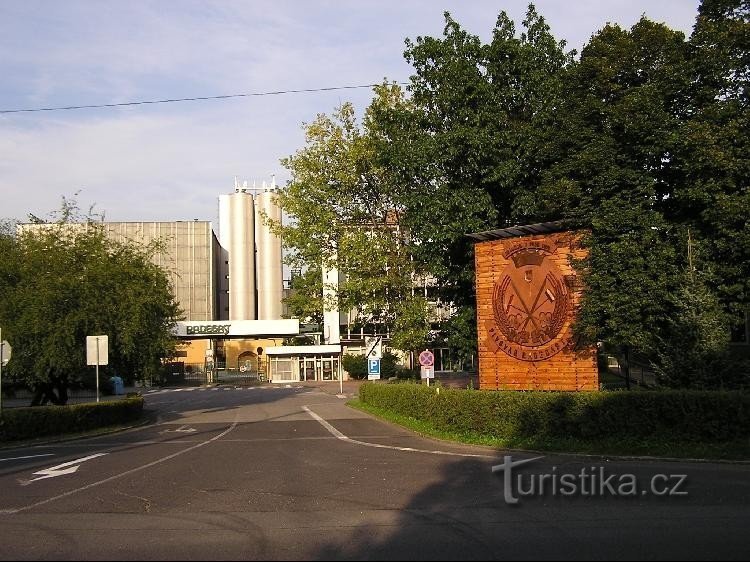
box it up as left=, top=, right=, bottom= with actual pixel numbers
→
left=112, top=375, right=124, bottom=395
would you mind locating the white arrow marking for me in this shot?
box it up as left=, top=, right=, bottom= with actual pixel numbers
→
left=160, top=425, right=197, bottom=434
left=24, top=453, right=108, bottom=484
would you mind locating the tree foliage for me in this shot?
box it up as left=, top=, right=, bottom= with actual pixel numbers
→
left=0, top=201, right=182, bottom=405
left=280, top=2, right=748, bottom=387
left=528, top=3, right=749, bottom=387
left=274, top=86, right=429, bottom=349
left=372, top=6, right=573, bottom=305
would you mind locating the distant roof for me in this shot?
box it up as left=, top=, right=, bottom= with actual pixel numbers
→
left=466, top=221, right=569, bottom=242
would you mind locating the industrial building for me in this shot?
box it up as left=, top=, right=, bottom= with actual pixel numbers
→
left=172, top=178, right=345, bottom=383
left=19, top=178, right=474, bottom=383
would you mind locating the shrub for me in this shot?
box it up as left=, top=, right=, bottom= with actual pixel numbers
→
left=343, top=351, right=406, bottom=379
left=343, top=354, right=368, bottom=379
left=358, top=383, right=750, bottom=443
left=0, top=396, right=144, bottom=442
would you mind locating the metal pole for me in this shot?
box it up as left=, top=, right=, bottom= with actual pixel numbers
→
left=96, top=336, right=100, bottom=403
left=339, top=355, right=343, bottom=396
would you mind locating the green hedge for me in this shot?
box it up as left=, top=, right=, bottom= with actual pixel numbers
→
left=359, top=383, right=750, bottom=443
left=0, top=396, right=144, bottom=442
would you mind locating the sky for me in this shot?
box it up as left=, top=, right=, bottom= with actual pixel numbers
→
left=1, top=1, right=702, bottom=227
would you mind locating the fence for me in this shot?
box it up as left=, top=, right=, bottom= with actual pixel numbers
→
left=162, top=360, right=267, bottom=387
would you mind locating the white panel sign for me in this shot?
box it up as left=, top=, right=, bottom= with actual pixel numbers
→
left=0, top=340, right=10, bottom=366
left=86, top=335, right=108, bottom=366
left=365, top=336, right=383, bottom=360
left=173, top=319, right=300, bottom=338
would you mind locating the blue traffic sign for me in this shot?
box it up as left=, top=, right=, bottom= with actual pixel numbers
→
left=368, top=358, right=380, bottom=375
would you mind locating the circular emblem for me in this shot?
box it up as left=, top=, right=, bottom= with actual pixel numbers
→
left=487, top=246, right=570, bottom=361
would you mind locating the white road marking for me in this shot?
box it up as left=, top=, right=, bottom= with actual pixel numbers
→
left=1, top=414, right=240, bottom=515
left=159, top=425, right=197, bottom=434
left=0, top=454, right=55, bottom=463
left=23, top=453, right=108, bottom=485
left=302, top=406, right=497, bottom=460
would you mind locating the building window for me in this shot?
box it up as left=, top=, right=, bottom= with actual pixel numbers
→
left=270, top=357, right=294, bottom=381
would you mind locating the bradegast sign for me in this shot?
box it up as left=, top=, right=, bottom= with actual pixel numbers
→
left=187, top=324, right=231, bottom=336
left=174, top=319, right=300, bottom=338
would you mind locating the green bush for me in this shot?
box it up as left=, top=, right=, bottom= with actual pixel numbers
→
left=0, top=396, right=144, bottom=442
left=343, top=354, right=368, bottom=379
left=358, top=383, right=750, bottom=443
left=343, top=351, right=405, bottom=380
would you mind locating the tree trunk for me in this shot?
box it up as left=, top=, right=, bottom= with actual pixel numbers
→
left=623, top=346, right=632, bottom=390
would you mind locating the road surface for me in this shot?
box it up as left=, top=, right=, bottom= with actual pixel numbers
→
left=0, top=383, right=748, bottom=560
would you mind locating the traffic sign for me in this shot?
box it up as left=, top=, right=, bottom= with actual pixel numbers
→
left=365, top=336, right=383, bottom=360
left=368, top=358, right=380, bottom=374
left=419, top=350, right=434, bottom=367
left=86, top=335, right=109, bottom=366
left=367, top=358, right=381, bottom=380
left=420, top=366, right=435, bottom=379
left=0, top=340, right=11, bottom=366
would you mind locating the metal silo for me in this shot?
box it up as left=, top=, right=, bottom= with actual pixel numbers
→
left=219, top=188, right=256, bottom=320
left=217, top=194, right=232, bottom=320
left=255, top=185, right=283, bottom=320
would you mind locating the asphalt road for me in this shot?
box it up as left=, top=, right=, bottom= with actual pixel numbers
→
left=0, top=383, right=748, bottom=561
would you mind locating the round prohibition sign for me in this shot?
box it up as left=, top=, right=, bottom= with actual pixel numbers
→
left=419, top=350, right=434, bottom=367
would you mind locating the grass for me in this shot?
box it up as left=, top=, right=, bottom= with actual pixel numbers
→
left=348, top=398, right=750, bottom=461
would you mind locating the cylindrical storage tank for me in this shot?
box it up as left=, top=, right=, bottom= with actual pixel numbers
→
left=255, top=189, right=283, bottom=320
left=217, top=195, right=232, bottom=320
left=227, top=192, right=256, bottom=320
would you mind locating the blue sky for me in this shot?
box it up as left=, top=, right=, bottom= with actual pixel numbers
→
left=1, top=1, right=701, bottom=225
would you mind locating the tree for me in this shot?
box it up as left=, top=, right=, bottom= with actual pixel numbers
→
left=654, top=233, right=746, bottom=389
left=531, top=6, right=748, bottom=388
left=283, top=266, right=324, bottom=325
left=0, top=201, right=182, bottom=405
left=527, top=18, right=693, bottom=386
left=273, top=86, right=425, bottom=344
left=367, top=5, right=573, bottom=355
left=668, top=0, right=749, bottom=319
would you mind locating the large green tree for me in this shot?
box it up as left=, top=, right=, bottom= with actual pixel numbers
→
left=530, top=18, right=690, bottom=386
left=372, top=6, right=573, bottom=304
left=274, top=86, right=432, bottom=352
left=363, top=6, right=573, bottom=363
left=531, top=4, right=748, bottom=388
left=668, top=0, right=749, bottom=318
left=0, top=205, right=182, bottom=405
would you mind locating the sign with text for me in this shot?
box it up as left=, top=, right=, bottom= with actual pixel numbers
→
left=420, top=366, right=435, bottom=379
left=86, top=335, right=109, bottom=366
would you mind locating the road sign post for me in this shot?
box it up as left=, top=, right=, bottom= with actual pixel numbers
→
left=365, top=336, right=383, bottom=360
left=420, top=366, right=435, bottom=381
left=418, top=350, right=435, bottom=387
left=0, top=327, right=11, bottom=414
left=86, top=335, right=109, bottom=403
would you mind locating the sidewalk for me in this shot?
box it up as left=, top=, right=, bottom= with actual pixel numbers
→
left=0, top=386, right=140, bottom=409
